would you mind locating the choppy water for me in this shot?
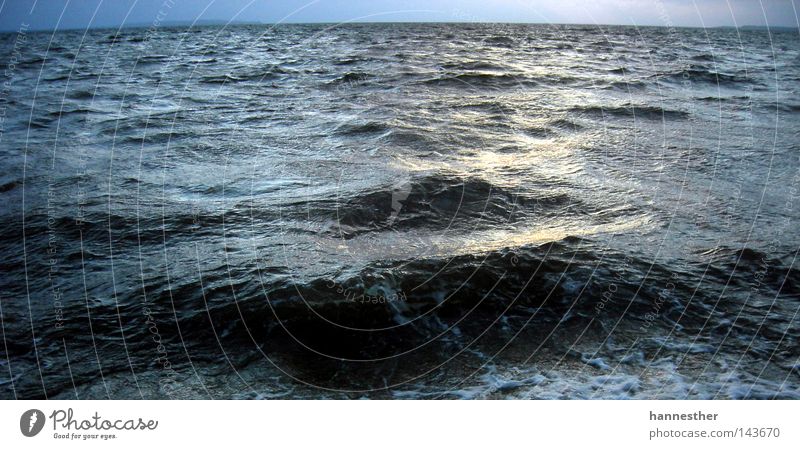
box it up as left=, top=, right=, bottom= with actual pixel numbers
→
left=1, top=23, right=799, bottom=399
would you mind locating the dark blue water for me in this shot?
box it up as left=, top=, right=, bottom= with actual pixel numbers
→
left=1, top=23, right=799, bottom=399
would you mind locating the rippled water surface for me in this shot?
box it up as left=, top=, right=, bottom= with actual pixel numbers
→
left=1, top=23, right=799, bottom=399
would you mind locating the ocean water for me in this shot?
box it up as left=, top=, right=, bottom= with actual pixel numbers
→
left=0, top=23, right=799, bottom=399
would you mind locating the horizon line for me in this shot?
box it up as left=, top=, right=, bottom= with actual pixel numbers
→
left=3, top=20, right=799, bottom=34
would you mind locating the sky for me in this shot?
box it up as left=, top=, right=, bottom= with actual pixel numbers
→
left=0, top=0, right=798, bottom=32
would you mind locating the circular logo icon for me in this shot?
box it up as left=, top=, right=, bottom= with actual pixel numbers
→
left=20, top=409, right=45, bottom=437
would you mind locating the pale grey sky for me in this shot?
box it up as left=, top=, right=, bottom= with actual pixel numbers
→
left=0, top=0, right=798, bottom=32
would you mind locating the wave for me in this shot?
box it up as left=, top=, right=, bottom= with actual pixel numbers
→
left=199, top=67, right=288, bottom=84
left=604, top=79, right=648, bottom=91
left=328, top=71, right=372, bottom=86
left=482, top=35, right=516, bottom=48
left=655, top=66, right=756, bottom=86
left=423, top=72, right=536, bottom=89
left=306, top=173, right=580, bottom=240
left=441, top=61, right=510, bottom=72
left=333, top=121, right=391, bottom=136
left=570, top=103, right=690, bottom=120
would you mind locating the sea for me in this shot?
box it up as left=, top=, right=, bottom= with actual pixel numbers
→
left=0, top=23, right=799, bottom=399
